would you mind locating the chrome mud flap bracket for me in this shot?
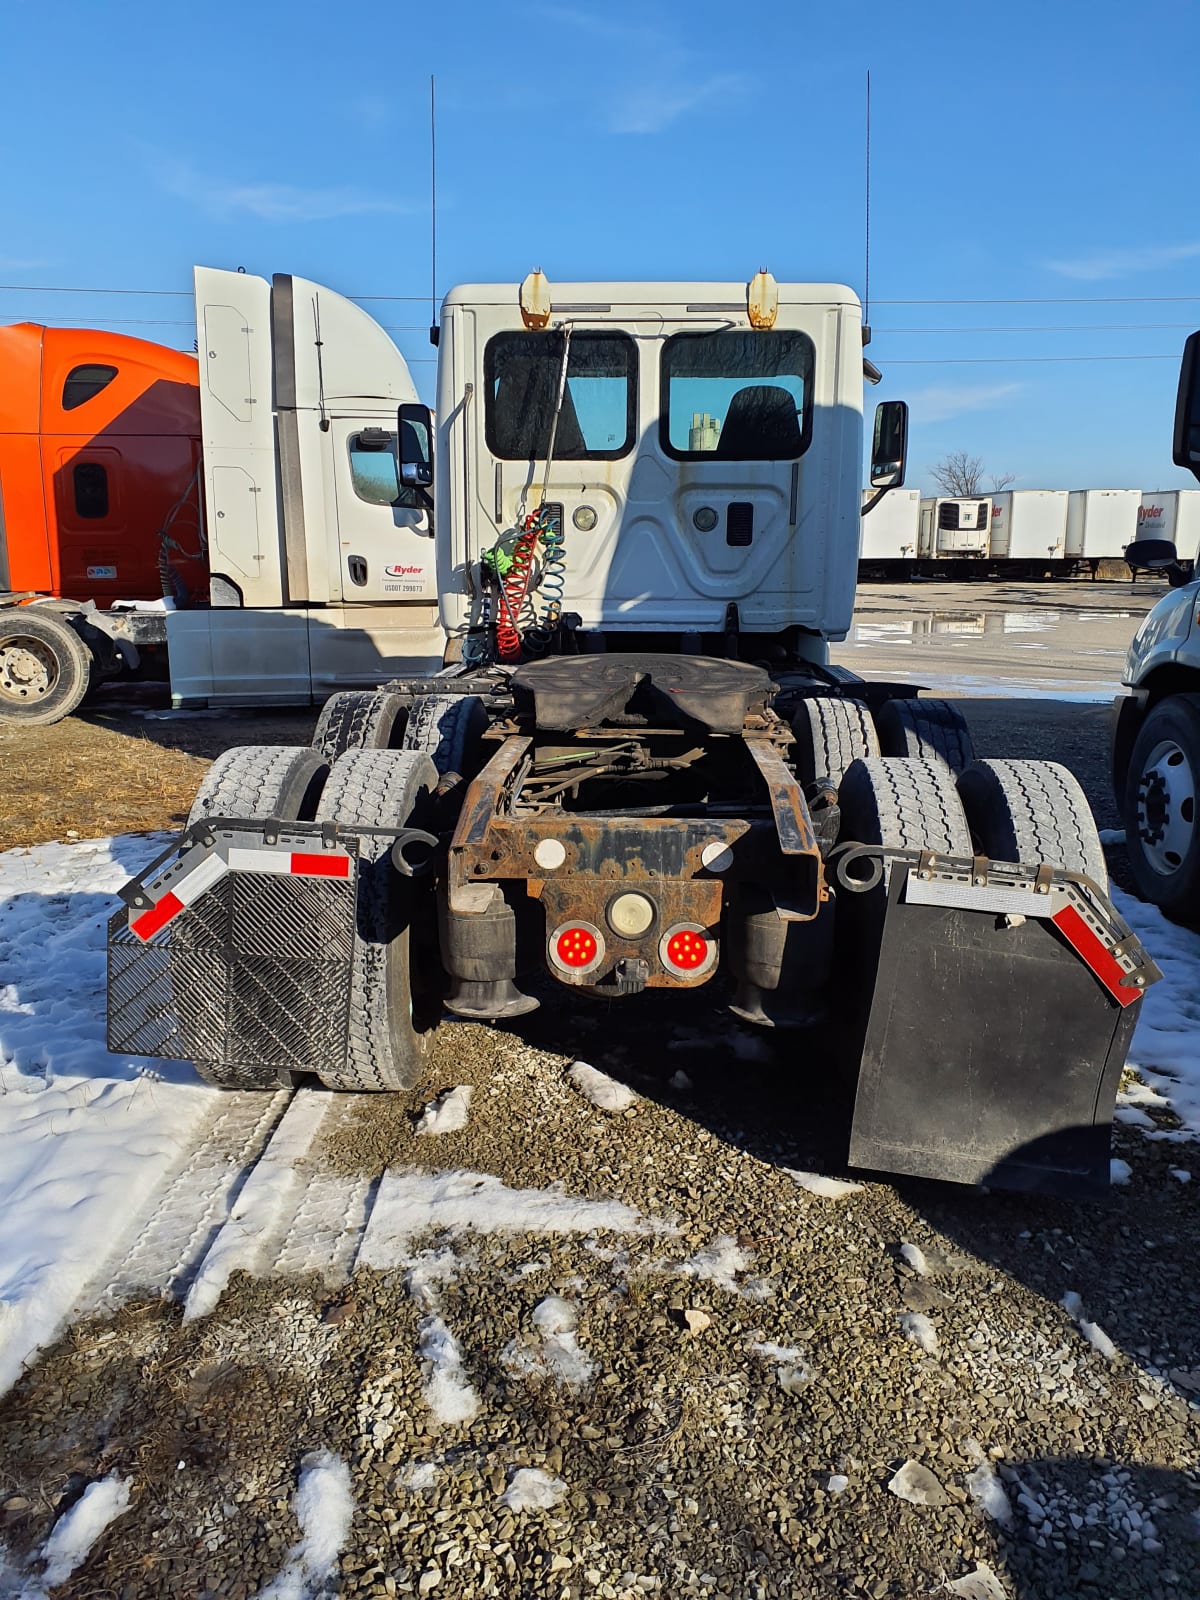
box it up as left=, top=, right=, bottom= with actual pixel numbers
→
left=832, top=847, right=1162, bottom=1197
left=107, top=821, right=360, bottom=1075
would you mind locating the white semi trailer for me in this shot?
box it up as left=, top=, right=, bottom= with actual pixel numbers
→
left=1065, top=489, right=1141, bottom=569
left=1126, top=490, right=1200, bottom=576
left=108, top=272, right=1158, bottom=1197
left=987, top=489, right=1069, bottom=570
left=859, top=487, right=920, bottom=571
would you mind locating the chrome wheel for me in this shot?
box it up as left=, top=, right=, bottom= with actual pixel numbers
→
left=1136, top=737, right=1197, bottom=875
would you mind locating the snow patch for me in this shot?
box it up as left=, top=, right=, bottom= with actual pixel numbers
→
left=34, top=1475, right=133, bottom=1591
left=749, top=1340, right=814, bottom=1394
left=1110, top=1158, right=1132, bottom=1185
left=504, top=1296, right=594, bottom=1389
left=786, top=1169, right=863, bottom=1200
left=899, top=1312, right=939, bottom=1354
left=1079, top=1319, right=1117, bottom=1361
left=359, top=1169, right=669, bottom=1268
left=1170, top=1168, right=1191, bottom=1183
left=963, top=1445, right=1013, bottom=1528
left=1114, top=887, right=1200, bottom=1136
left=826, top=1474, right=848, bottom=1495
left=400, top=1462, right=439, bottom=1492
left=256, top=1451, right=354, bottom=1600
left=663, top=1234, right=773, bottom=1300
left=1098, top=828, right=1126, bottom=846
left=407, top=1252, right=480, bottom=1427
left=416, top=1085, right=472, bottom=1136
left=498, top=1468, right=567, bottom=1512
left=0, top=836, right=211, bottom=1396
left=567, top=1061, right=638, bottom=1113
left=946, top=1564, right=1007, bottom=1600
left=899, top=1242, right=929, bottom=1276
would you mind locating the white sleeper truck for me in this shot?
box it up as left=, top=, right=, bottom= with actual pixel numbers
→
left=1112, top=332, right=1200, bottom=922
left=108, top=273, right=1159, bottom=1196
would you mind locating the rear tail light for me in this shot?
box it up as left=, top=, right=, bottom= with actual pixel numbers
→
left=548, top=921, right=605, bottom=978
left=659, top=923, right=717, bottom=979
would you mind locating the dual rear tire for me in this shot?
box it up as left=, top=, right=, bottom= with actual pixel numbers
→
left=180, top=742, right=440, bottom=1093
left=791, top=694, right=974, bottom=790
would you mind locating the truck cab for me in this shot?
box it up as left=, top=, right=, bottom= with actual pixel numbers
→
left=1113, top=330, right=1200, bottom=921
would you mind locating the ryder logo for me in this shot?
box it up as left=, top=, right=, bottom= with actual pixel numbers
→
left=385, top=564, right=424, bottom=577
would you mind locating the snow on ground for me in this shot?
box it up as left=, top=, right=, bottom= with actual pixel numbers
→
left=0, top=837, right=210, bottom=1397
left=416, top=1084, right=472, bottom=1136
left=256, top=1452, right=354, bottom=1600
left=1116, top=887, right=1200, bottom=1137
left=785, top=1169, right=862, bottom=1200
left=406, top=1251, right=481, bottom=1426
left=567, top=1060, right=638, bottom=1113
left=358, top=1169, right=671, bottom=1269
left=0, top=1474, right=133, bottom=1598
left=899, top=1312, right=940, bottom=1354
left=498, top=1469, right=567, bottom=1512
left=503, top=1296, right=595, bottom=1388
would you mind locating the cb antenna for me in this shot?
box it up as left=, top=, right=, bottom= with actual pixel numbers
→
left=864, top=68, right=871, bottom=339
left=429, top=74, right=439, bottom=346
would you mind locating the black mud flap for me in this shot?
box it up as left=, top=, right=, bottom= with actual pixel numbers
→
left=107, top=825, right=359, bottom=1075
left=841, top=859, right=1158, bottom=1198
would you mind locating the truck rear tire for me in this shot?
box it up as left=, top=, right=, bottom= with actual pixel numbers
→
left=837, top=755, right=974, bottom=870
left=401, top=694, right=488, bottom=780
left=181, top=745, right=331, bottom=1089
left=311, top=690, right=410, bottom=762
left=314, top=748, right=441, bottom=1091
left=958, top=758, right=1108, bottom=890
left=0, top=609, right=92, bottom=725
left=791, top=697, right=879, bottom=789
left=1122, top=693, right=1200, bottom=924
left=875, top=697, right=974, bottom=772
left=187, top=745, right=329, bottom=830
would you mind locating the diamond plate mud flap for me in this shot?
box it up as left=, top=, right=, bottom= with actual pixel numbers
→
left=838, top=855, right=1161, bottom=1197
left=107, top=826, right=358, bottom=1074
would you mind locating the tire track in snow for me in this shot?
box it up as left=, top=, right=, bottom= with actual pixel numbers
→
left=83, top=1090, right=293, bottom=1313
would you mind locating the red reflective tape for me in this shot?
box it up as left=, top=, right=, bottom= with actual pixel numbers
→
left=1052, top=904, right=1140, bottom=1008
left=290, top=852, right=351, bottom=878
left=130, top=890, right=185, bottom=942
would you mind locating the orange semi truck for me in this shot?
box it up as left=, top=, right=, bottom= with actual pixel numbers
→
left=0, top=324, right=207, bottom=718
left=0, top=268, right=444, bottom=724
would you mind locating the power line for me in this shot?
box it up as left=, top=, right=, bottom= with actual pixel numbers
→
left=887, top=354, right=1178, bottom=364
left=875, top=295, right=1200, bottom=306
left=877, top=322, right=1197, bottom=334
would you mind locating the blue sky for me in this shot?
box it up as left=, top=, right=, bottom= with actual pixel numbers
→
left=2, top=0, right=1198, bottom=493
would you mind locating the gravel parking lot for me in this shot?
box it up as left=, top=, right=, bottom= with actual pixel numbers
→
left=1, top=579, right=1196, bottom=1600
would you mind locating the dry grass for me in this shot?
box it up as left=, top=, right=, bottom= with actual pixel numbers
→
left=0, top=705, right=317, bottom=851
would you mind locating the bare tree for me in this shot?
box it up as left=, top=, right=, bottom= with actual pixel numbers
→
left=929, top=451, right=986, bottom=496
left=989, top=471, right=1016, bottom=492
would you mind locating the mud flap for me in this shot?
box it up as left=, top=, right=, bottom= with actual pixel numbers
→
left=843, top=863, right=1152, bottom=1197
left=107, top=826, right=358, bottom=1075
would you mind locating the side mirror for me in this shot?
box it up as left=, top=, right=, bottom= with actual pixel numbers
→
left=1127, top=537, right=1179, bottom=570
left=1173, top=332, right=1200, bottom=480
left=870, top=400, right=908, bottom=488
left=398, top=402, right=434, bottom=487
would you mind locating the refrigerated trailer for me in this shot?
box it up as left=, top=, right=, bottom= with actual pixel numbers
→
left=918, top=496, right=991, bottom=561
left=0, top=268, right=443, bottom=723
left=108, top=271, right=1159, bottom=1198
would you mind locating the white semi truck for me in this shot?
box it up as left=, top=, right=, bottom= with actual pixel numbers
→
left=108, top=272, right=1159, bottom=1196
left=1112, top=337, right=1200, bottom=921
left=0, top=267, right=443, bottom=722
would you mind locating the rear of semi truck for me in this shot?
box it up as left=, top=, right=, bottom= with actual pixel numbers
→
left=109, top=273, right=1160, bottom=1196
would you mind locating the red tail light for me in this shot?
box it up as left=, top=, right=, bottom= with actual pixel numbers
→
left=549, top=921, right=605, bottom=978
left=660, top=923, right=717, bottom=979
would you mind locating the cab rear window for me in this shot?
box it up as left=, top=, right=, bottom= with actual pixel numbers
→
left=484, top=331, right=636, bottom=461
left=660, top=330, right=813, bottom=460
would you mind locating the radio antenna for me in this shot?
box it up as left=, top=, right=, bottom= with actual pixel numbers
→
left=864, top=69, right=872, bottom=335
left=429, top=74, right=439, bottom=345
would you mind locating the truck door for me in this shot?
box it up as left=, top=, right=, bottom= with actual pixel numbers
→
left=329, top=417, right=436, bottom=604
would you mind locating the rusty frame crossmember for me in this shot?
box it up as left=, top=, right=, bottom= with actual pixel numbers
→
left=444, top=732, right=824, bottom=992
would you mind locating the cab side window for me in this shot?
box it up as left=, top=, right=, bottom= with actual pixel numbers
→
left=348, top=429, right=425, bottom=510
left=62, top=365, right=118, bottom=411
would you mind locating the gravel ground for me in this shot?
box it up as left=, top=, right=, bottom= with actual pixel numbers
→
left=2, top=580, right=1195, bottom=1599
left=0, top=1010, right=1197, bottom=1600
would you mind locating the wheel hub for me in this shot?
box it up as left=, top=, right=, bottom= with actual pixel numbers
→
left=1136, top=737, right=1196, bottom=874
left=0, top=639, right=57, bottom=701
